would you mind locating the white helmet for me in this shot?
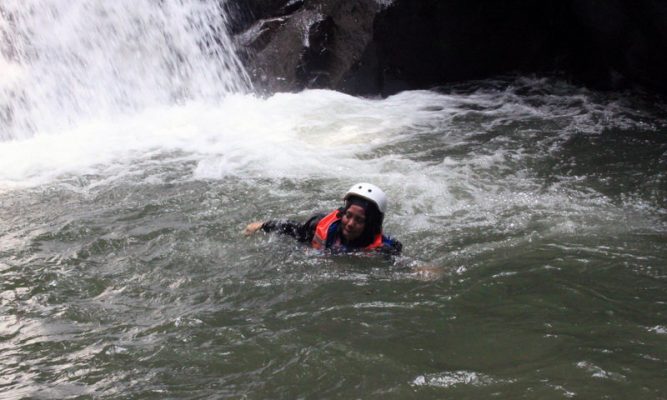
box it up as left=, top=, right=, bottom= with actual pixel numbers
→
left=344, top=183, right=387, bottom=214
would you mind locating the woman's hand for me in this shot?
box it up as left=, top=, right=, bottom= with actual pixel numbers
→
left=243, top=221, right=264, bottom=236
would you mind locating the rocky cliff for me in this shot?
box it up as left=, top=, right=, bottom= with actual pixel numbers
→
left=229, top=0, right=667, bottom=95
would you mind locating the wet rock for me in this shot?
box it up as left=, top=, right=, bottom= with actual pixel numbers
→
left=236, top=0, right=379, bottom=94
left=230, top=0, right=667, bottom=95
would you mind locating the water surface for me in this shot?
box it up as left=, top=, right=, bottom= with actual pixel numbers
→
left=1, top=79, right=666, bottom=399
left=1, top=1, right=666, bottom=398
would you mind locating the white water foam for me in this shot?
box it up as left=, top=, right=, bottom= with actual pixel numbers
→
left=0, top=82, right=654, bottom=241
left=648, top=325, right=667, bottom=335
left=576, top=361, right=626, bottom=382
left=0, top=90, right=453, bottom=187
left=411, top=370, right=512, bottom=388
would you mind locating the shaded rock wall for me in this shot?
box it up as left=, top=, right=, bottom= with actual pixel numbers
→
left=565, top=0, right=667, bottom=91
left=229, top=0, right=667, bottom=95
left=233, top=0, right=380, bottom=93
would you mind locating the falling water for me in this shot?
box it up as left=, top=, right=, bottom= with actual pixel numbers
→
left=0, top=0, right=250, bottom=140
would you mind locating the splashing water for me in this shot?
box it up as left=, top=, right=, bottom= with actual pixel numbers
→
left=0, top=0, right=250, bottom=140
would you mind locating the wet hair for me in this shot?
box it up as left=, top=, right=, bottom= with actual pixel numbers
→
left=337, top=195, right=384, bottom=247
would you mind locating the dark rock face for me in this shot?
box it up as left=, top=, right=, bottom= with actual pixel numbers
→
left=565, top=0, right=667, bottom=92
left=371, top=1, right=562, bottom=95
left=234, top=0, right=379, bottom=93
left=229, top=0, right=667, bottom=95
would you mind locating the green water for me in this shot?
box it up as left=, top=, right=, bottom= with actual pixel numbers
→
left=1, top=80, right=666, bottom=399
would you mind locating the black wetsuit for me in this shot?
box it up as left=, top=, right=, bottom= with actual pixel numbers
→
left=261, top=212, right=402, bottom=255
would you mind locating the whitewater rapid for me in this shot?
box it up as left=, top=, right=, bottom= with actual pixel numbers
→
left=1, top=79, right=664, bottom=260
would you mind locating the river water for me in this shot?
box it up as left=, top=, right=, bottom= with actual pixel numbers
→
left=1, top=1, right=667, bottom=399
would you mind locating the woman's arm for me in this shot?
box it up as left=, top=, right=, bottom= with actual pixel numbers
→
left=244, top=213, right=326, bottom=243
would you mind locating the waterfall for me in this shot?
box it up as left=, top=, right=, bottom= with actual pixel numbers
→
left=0, top=0, right=250, bottom=140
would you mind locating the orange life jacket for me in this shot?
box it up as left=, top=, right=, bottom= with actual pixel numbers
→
left=311, top=210, right=384, bottom=251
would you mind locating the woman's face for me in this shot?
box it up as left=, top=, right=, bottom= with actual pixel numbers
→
left=341, top=205, right=366, bottom=241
